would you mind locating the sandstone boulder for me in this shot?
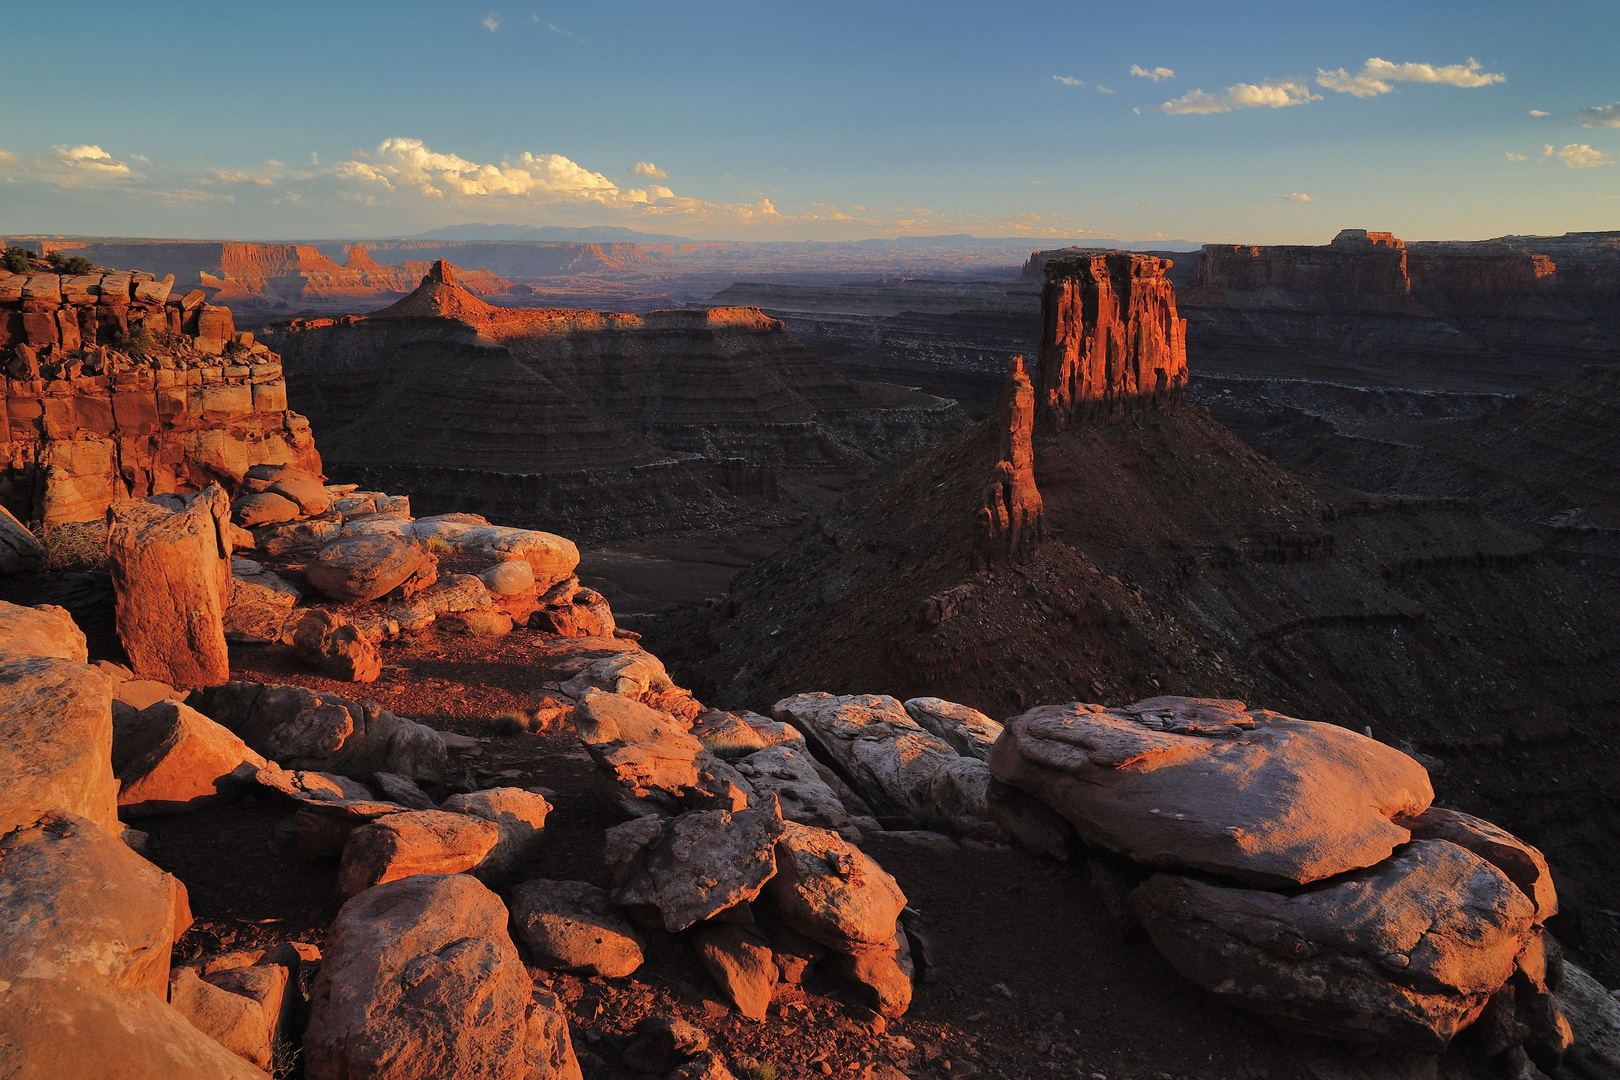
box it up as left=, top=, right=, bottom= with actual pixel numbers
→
left=0, top=502, right=46, bottom=572
left=828, top=931, right=913, bottom=1018
left=692, top=708, right=805, bottom=759
left=372, top=772, right=437, bottom=809
left=289, top=608, right=382, bottom=682
left=337, top=809, right=501, bottom=899
left=561, top=648, right=674, bottom=698
left=694, top=922, right=777, bottom=1021
left=0, top=655, right=118, bottom=836
left=989, top=696, right=1434, bottom=886
left=509, top=878, right=645, bottom=978
left=168, top=961, right=290, bottom=1072
left=254, top=516, right=341, bottom=555
left=1557, top=963, right=1620, bottom=1080
left=904, top=697, right=1003, bottom=760
left=305, top=874, right=571, bottom=1080
left=0, top=600, right=88, bottom=661
left=0, top=811, right=191, bottom=997
left=267, top=474, right=331, bottom=517
left=386, top=573, right=491, bottom=633
left=437, top=608, right=513, bottom=637
left=115, top=699, right=269, bottom=817
left=532, top=579, right=615, bottom=638
left=107, top=486, right=233, bottom=688
left=575, top=690, right=704, bottom=811
left=764, top=820, right=906, bottom=951
left=193, top=682, right=448, bottom=782
left=606, top=805, right=785, bottom=932
left=1402, top=806, right=1557, bottom=923
left=441, top=787, right=551, bottom=875
left=480, top=559, right=535, bottom=595
left=306, top=533, right=428, bottom=603
left=232, top=491, right=300, bottom=527
left=224, top=558, right=299, bottom=645
left=526, top=988, right=584, bottom=1080
left=0, top=974, right=270, bottom=1080
left=452, top=526, right=578, bottom=590
left=773, top=693, right=961, bottom=824
left=734, top=745, right=859, bottom=837
left=1128, top=839, right=1537, bottom=1050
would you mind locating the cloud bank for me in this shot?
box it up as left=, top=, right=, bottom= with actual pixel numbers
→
left=1130, top=65, right=1174, bottom=81
left=1161, top=81, right=1319, bottom=115
left=1316, top=57, right=1504, bottom=97
left=1578, top=103, right=1620, bottom=128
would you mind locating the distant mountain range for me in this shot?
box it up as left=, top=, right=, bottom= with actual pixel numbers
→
left=406, top=223, right=1203, bottom=252
left=406, top=223, right=697, bottom=244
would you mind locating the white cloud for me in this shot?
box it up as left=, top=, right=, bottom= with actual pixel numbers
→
left=342, top=138, right=622, bottom=200
left=1161, top=81, right=1319, bottom=115
left=1053, top=75, right=1084, bottom=87
left=1505, top=152, right=1526, bottom=161
left=1279, top=192, right=1311, bottom=201
left=1316, top=57, right=1504, bottom=97
left=1555, top=143, right=1613, bottom=168
left=0, top=144, right=138, bottom=188
left=1095, top=85, right=1115, bottom=95
left=482, top=12, right=499, bottom=31
left=203, top=167, right=277, bottom=186
left=1544, top=145, right=1555, bottom=156
left=1578, top=103, right=1620, bottom=128
left=1130, top=65, right=1174, bottom=81
left=1529, top=109, right=1549, bottom=118
left=630, top=161, right=668, bottom=180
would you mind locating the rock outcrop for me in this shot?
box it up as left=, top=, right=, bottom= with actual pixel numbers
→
left=0, top=266, right=319, bottom=527
left=974, top=354, right=1044, bottom=567
left=1035, top=252, right=1188, bottom=427
left=0, top=654, right=118, bottom=835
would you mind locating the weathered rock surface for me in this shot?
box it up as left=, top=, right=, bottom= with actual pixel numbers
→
left=1128, top=839, right=1537, bottom=1050
left=561, top=647, right=677, bottom=699
left=193, top=681, right=448, bottom=782
left=224, top=557, right=299, bottom=645
left=509, top=878, right=645, bottom=978
left=440, top=787, right=551, bottom=875
left=0, top=974, right=271, bottom=1080
left=0, top=811, right=190, bottom=997
left=337, top=809, right=501, bottom=898
left=0, top=654, right=118, bottom=836
left=974, top=354, right=1045, bottom=567
left=691, top=708, right=805, bottom=759
left=233, top=491, right=301, bottom=527
left=107, top=486, right=233, bottom=688
left=168, top=961, right=290, bottom=1072
left=480, top=558, right=535, bottom=595
left=1036, top=252, right=1188, bottom=426
left=827, top=932, right=913, bottom=1018
left=903, top=697, right=1002, bottom=761
left=1402, top=806, right=1558, bottom=923
left=606, top=805, right=785, bottom=932
left=532, top=578, right=616, bottom=637
left=989, top=696, right=1434, bottom=886
left=114, top=699, right=268, bottom=817
left=734, top=745, right=859, bottom=837
left=773, top=693, right=961, bottom=825
left=0, top=503, right=46, bottom=571
left=288, top=608, right=383, bottom=682
left=764, top=821, right=907, bottom=952
left=574, top=690, right=704, bottom=811
left=305, top=533, right=428, bottom=603
left=0, top=600, right=88, bottom=661
left=694, top=922, right=777, bottom=1021
left=305, top=873, right=571, bottom=1080
left=1557, top=963, right=1620, bottom=1079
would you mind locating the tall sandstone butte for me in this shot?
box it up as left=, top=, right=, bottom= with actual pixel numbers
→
left=974, top=354, right=1044, bottom=568
left=1035, top=252, right=1188, bottom=429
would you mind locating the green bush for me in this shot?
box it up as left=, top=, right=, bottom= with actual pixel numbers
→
left=45, top=251, right=94, bottom=275
left=2, top=247, right=31, bottom=273
left=113, top=323, right=153, bottom=360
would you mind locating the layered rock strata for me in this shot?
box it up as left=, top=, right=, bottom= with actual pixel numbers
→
left=0, top=265, right=319, bottom=526
left=1035, top=252, right=1188, bottom=427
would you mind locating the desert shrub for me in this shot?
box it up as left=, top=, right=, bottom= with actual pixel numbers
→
left=223, top=339, right=250, bottom=359
left=648, top=672, right=675, bottom=694
left=489, top=712, right=528, bottom=737
left=37, top=520, right=110, bottom=572
left=46, top=252, right=95, bottom=275
left=112, top=323, right=153, bottom=360
left=2, top=247, right=31, bottom=273
left=424, top=536, right=453, bottom=555
left=746, top=1065, right=778, bottom=1080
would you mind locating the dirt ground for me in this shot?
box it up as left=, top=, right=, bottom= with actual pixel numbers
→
left=122, top=625, right=1505, bottom=1080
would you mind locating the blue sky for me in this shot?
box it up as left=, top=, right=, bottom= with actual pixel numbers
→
left=1, top=1, right=1616, bottom=242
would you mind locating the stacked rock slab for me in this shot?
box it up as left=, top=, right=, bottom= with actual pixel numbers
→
left=1035, top=252, right=1188, bottom=428
left=0, top=266, right=319, bottom=527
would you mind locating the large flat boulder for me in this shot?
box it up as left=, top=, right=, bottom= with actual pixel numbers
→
left=1128, top=839, right=1537, bottom=1050
left=169, top=961, right=291, bottom=1073
left=107, top=486, right=233, bottom=688
left=691, top=709, right=804, bottom=759
left=1402, top=806, right=1558, bottom=923
left=337, top=810, right=501, bottom=899
left=440, top=787, right=551, bottom=876
left=114, top=699, right=269, bottom=817
left=0, top=975, right=270, bottom=1080
left=0, top=811, right=191, bottom=997
left=773, top=693, right=960, bottom=823
left=904, top=697, right=1003, bottom=761
left=411, top=523, right=577, bottom=591
left=224, top=558, right=300, bottom=645
left=989, top=696, right=1434, bottom=886
left=305, top=533, right=428, bottom=603
left=607, top=805, right=785, bottom=932
left=574, top=690, right=703, bottom=811
left=0, top=655, right=118, bottom=836
left=0, top=600, right=88, bottom=661
left=305, top=873, right=573, bottom=1080
left=509, top=879, right=645, bottom=978
left=734, top=745, right=858, bottom=837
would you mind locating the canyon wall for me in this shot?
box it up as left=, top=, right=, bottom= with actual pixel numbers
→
left=0, top=266, right=318, bottom=525
left=1035, top=253, right=1188, bottom=427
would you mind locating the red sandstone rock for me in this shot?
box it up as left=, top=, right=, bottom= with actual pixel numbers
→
left=0, top=655, right=118, bottom=837
left=0, top=600, right=88, bottom=661
left=764, top=821, right=907, bottom=951
left=336, top=810, right=501, bottom=899
left=694, top=922, right=777, bottom=1021
left=509, top=878, right=645, bottom=978
left=288, top=609, right=383, bottom=682
left=107, top=487, right=233, bottom=689
left=974, top=354, right=1044, bottom=567
left=1036, top=252, right=1188, bottom=427
left=306, top=533, right=429, bottom=603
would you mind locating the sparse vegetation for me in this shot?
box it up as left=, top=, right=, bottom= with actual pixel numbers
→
left=112, top=323, right=153, bottom=360
left=648, top=672, right=675, bottom=694
left=45, top=251, right=95, bottom=275
left=488, top=711, right=531, bottom=737
left=224, top=339, right=250, bottom=359
left=2, top=247, right=32, bottom=273
left=746, top=1064, right=779, bottom=1080
left=31, top=520, right=110, bottom=572
left=424, top=536, right=453, bottom=555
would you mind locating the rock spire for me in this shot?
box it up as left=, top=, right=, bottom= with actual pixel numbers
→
left=974, top=354, right=1044, bottom=568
